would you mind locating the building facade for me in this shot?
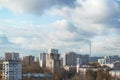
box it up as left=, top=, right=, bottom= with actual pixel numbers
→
left=63, top=52, right=89, bottom=66
left=63, top=52, right=77, bottom=66
left=39, top=53, right=46, bottom=68
left=5, top=52, right=20, bottom=61
left=2, top=60, right=22, bottom=80
left=23, top=55, right=34, bottom=66
left=77, top=54, right=90, bottom=66
left=46, top=49, right=61, bottom=74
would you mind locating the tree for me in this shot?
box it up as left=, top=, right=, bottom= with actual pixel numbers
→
left=89, top=62, right=101, bottom=68
left=96, top=70, right=112, bottom=80
left=85, top=70, right=97, bottom=80
left=22, top=65, right=44, bottom=74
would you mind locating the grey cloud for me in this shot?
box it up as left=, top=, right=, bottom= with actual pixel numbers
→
left=57, top=0, right=76, bottom=7
left=103, top=37, right=120, bottom=52
left=1, top=0, right=76, bottom=14
left=53, top=21, right=93, bottom=43
left=67, top=22, right=96, bottom=38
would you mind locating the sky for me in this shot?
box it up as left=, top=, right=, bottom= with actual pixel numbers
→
left=0, top=0, right=120, bottom=57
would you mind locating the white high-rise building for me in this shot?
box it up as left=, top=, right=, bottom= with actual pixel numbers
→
left=39, top=53, right=46, bottom=68
left=2, top=60, right=22, bottom=80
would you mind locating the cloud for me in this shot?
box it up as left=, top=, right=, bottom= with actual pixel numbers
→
left=103, top=37, right=120, bottom=51
left=91, top=36, right=120, bottom=56
left=45, top=0, right=120, bottom=55
left=0, top=0, right=120, bottom=56
left=0, top=32, right=12, bottom=45
left=0, top=0, right=76, bottom=14
left=51, top=20, right=93, bottom=43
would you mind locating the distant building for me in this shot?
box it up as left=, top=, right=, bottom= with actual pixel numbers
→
left=109, top=70, right=120, bottom=79
left=77, top=66, right=99, bottom=75
left=98, top=55, right=120, bottom=64
left=23, top=73, right=53, bottom=80
left=63, top=52, right=77, bottom=66
left=98, top=58, right=106, bottom=64
left=2, top=60, right=22, bottom=80
left=90, top=56, right=103, bottom=63
left=98, top=55, right=120, bottom=68
left=60, top=57, right=63, bottom=67
left=46, top=49, right=61, bottom=74
left=77, top=54, right=90, bottom=66
left=64, top=66, right=76, bottom=73
left=5, top=52, right=20, bottom=61
left=63, top=52, right=89, bottom=66
left=23, top=55, right=34, bottom=66
left=39, top=53, right=46, bottom=68
left=48, top=49, right=58, bottom=54
left=2, top=52, right=22, bottom=80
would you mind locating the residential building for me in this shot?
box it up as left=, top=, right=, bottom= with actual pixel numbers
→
left=48, top=49, right=58, bottom=54
left=46, top=49, right=61, bottom=74
left=77, top=54, right=90, bottom=66
left=77, top=65, right=98, bottom=74
left=2, top=60, right=22, bottom=80
left=23, top=55, right=34, bottom=66
left=98, top=55, right=120, bottom=68
left=90, top=56, right=103, bottom=63
left=109, top=70, right=120, bottom=79
left=63, top=52, right=77, bottom=66
left=23, top=73, right=53, bottom=80
left=39, top=53, right=46, bottom=68
left=98, top=55, right=120, bottom=64
left=64, top=66, right=76, bottom=73
left=63, top=52, right=89, bottom=66
left=5, top=52, right=20, bottom=61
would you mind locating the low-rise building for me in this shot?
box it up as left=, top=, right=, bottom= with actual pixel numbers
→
left=109, top=70, right=120, bottom=79
left=64, top=66, right=76, bottom=73
left=23, top=73, right=53, bottom=80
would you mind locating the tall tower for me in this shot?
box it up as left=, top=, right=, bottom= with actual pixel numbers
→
left=89, top=41, right=91, bottom=63
left=89, top=41, right=91, bottom=57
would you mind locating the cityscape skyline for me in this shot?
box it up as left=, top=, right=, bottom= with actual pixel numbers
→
left=0, top=0, right=120, bottom=57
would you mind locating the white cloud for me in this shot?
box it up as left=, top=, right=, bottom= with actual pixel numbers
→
left=0, top=0, right=119, bottom=56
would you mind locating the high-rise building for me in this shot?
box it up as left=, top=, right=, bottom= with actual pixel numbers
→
left=23, top=55, right=34, bottom=66
left=39, top=53, right=46, bottom=68
left=46, top=49, right=61, bottom=74
left=2, top=60, right=22, bottom=80
left=63, top=52, right=77, bottom=66
left=48, top=49, right=58, bottom=54
left=3, top=52, right=22, bottom=80
left=63, top=52, right=90, bottom=67
left=77, top=54, right=90, bottom=66
left=5, top=52, right=20, bottom=61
